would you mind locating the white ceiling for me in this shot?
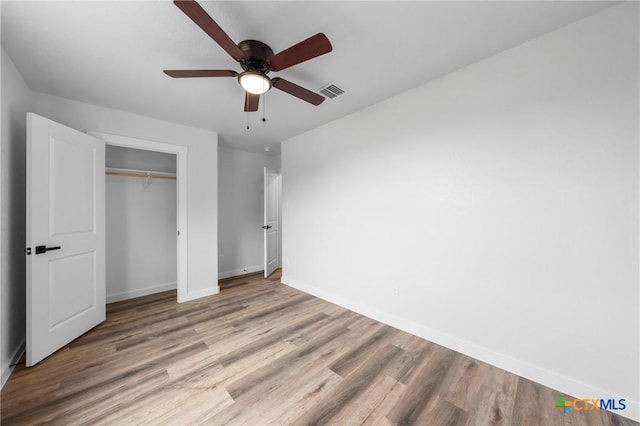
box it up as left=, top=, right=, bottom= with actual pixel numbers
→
left=1, top=1, right=616, bottom=155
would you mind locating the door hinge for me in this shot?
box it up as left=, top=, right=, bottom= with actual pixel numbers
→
left=25, top=247, right=31, bottom=255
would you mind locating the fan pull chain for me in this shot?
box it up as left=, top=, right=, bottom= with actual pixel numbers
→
left=262, top=90, right=267, bottom=123
left=244, top=93, right=250, bottom=130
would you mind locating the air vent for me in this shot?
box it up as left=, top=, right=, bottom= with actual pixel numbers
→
left=318, top=82, right=346, bottom=99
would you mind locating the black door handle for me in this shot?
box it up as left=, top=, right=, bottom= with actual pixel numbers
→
left=35, top=245, right=61, bottom=255
left=262, top=225, right=272, bottom=230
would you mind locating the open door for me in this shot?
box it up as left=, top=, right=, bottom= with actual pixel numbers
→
left=263, top=167, right=279, bottom=278
left=26, top=113, right=106, bottom=366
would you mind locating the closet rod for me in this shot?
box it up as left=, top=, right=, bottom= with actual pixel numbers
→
left=105, top=167, right=176, bottom=180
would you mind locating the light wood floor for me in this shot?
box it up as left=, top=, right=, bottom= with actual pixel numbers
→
left=2, top=270, right=636, bottom=425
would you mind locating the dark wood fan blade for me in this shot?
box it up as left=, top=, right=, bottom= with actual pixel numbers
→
left=164, top=70, right=238, bottom=78
left=174, top=0, right=245, bottom=61
left=271, top=77, right=324, bottom=106
left=244, top=92, right=260, bottom=112
left=269, top=33, right=332, bottom=71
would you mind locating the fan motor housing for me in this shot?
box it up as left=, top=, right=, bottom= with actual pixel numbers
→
left=238, top=40, right=274, bottom=74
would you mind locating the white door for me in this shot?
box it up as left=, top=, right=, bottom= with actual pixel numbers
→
left=26, top=113, right=106, bottom=366
left=263, top=167, right=279, bottom=278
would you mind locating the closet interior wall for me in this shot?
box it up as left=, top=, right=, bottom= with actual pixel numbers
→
left=105, top=145, right=177, bottom=303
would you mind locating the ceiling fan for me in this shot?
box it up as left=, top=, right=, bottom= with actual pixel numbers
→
left=164, top=0, right=333, bottom=112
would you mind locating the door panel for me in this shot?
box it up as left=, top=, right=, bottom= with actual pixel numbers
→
left=48, top=252, right=96, bottom=328
left=27, top=113, right=105, bottom=366
left=50, top=137, right=97, bottom=235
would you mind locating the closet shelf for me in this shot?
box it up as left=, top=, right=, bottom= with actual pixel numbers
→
left=106, top=167, right=176, bottom=180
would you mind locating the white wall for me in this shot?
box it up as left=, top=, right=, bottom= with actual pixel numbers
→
left=30, top=92, right=219, bottom=301
left=1, top=48, right=31, bottom=386
left=106, top=144, right=176, bottom=173
left=282, top=3, right=639, bottom=421
left=106, top=147, right=177, bottom=302
left=218, top=145, right=279, bottom=278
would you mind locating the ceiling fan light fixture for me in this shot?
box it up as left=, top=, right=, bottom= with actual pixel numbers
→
left=238, top=71, right=271, bottom=95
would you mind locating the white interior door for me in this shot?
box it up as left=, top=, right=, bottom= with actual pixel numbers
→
left=263, top=167, right=279, bottom=278
left=26, top=113, right=106, bottom=366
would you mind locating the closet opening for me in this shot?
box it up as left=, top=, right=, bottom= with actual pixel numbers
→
left=105, top=145, right=177, bottom=303
left=89, top=131, right=189, bottom=302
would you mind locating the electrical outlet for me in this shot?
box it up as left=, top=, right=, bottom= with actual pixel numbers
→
left=392, top=286, right=399, bottom=297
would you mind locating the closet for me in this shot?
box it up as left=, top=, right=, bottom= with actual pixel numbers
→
left=105, top=145, right=177, bottom=303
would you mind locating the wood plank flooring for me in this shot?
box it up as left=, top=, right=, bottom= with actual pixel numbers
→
left=2, top=270, right=636, bottom=425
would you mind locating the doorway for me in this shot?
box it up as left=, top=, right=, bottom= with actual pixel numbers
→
left=105, top=145, right=177, bottom=303
left=89, top=131, right=189, bottom=301
left=263, top=167, right=281, bottom=278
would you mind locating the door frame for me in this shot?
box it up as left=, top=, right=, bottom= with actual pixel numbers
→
left=88, top=132, right=189, bottom=302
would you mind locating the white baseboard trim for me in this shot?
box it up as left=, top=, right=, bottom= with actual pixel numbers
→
left=218, top=264, right=263, bottom=280
left=179, top=285, right=220, bottom=303
left=1, top=339, right=26, bottom=389
left=282, top=275, right=639, bottom=423
left=106, top=281, right=177, bottom=304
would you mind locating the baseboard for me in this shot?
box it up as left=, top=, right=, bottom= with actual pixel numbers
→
left=106, top=281, right=177, bottom=304
left=179, top=285, right=220, bottom=303
left=1, top=339, right=26, bottom=389
left=218, top=264, right=263, bottom=280
left=282, top=275, right=639, bottom=423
